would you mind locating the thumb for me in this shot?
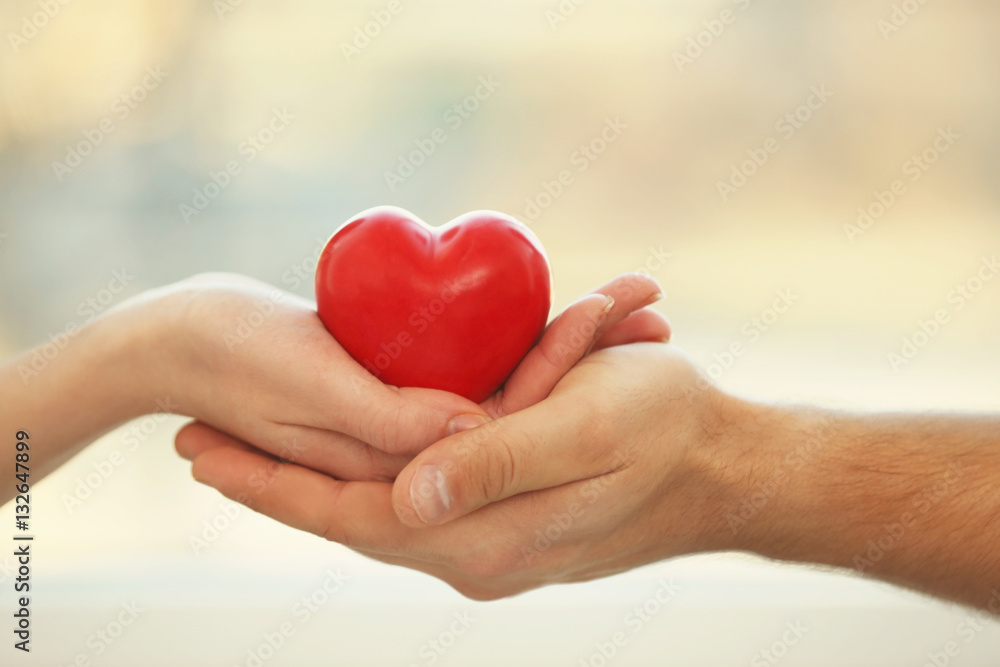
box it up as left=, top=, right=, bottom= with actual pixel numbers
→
left=391, top=394, right=614, bottom=527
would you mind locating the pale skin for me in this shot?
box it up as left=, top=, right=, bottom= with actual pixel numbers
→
left=181, top=345, right=1000, bottom=613
left=0, top=271, right=670, bottom=506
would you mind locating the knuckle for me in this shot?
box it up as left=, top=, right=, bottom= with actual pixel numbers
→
left=472, top=436, right=521, bottom=502
left=538, top=329, right=574, bottom=370
left=359, top=399, right=406, bottom=452
left=318, top=486, right=351, bottom=544
left=574, top=394, right=633, bottom=473
left=359, top=444, right=396, bottom=481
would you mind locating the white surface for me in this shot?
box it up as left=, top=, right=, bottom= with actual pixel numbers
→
left=17, top=554, right=1000, bottom=666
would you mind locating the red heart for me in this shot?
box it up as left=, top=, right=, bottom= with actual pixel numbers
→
left=315, top=206, right=552, bottom=403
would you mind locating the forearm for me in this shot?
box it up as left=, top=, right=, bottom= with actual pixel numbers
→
left=0, top=302, right=163, bottom=505
left=711, top=397, right=1000, bottom=611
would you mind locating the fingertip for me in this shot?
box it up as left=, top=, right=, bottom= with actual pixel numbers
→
left=591, top=308, right=672, bottom=350
left=382, top=388, right=486, bottom=455
left=175, top=421, right=209, bottom=461
left=447, top=413, right=490, bottom=436
left=584, top=292, right=614, bottom=310
left=602, top=295, right=616, bottom=316
left=393, top=453, right=464, bottom=528
left=560, top=293, right=614, bottom=338
left=190, top=445, right=249, bottom=492
left=175, top=421, right=245, bottom=461
left=409, top=464, right=452, bottom=524
left=660, top=316, right=672, bottom=343
left=391, top=465, right=428, bottom=528
left=641, top=307, right=671, bottom=341
left=189, top=452, right=214, bottom=487
left=618, top=271, right=662, bottom=294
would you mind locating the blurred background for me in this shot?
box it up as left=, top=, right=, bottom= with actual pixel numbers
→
left=2, top=0, right=1000, bottom=664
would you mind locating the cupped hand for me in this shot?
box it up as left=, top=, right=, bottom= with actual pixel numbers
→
left=175, top=272, right=670, bottom=481
left=176, top=341, right=745, bottom=601
left=144, top=273, right=486, bottom=481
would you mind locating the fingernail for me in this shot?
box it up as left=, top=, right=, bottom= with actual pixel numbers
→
left=410, top=465, right=451, bottom=524
left=447, top=413, right=489, bottom=436
left=583, top=297, right=616, bottom=356
left=645, top=292, right=666, bottom=306
left=594, top=295, right=615, bottom=330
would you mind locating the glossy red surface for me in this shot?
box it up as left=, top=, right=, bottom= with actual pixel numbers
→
left=316, top=206, right=552, bottom=402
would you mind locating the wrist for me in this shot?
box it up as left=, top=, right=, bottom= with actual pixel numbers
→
left=79, top=280, right=202, bottom=424
left=87, top=295, right=173, bottom=421
left=1, top=295, right=166, bottom=483
left=684, top=390, right=838, bottom=557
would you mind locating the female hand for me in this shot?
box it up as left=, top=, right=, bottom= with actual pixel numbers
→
left=0, top=271, right=485, bottom=501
